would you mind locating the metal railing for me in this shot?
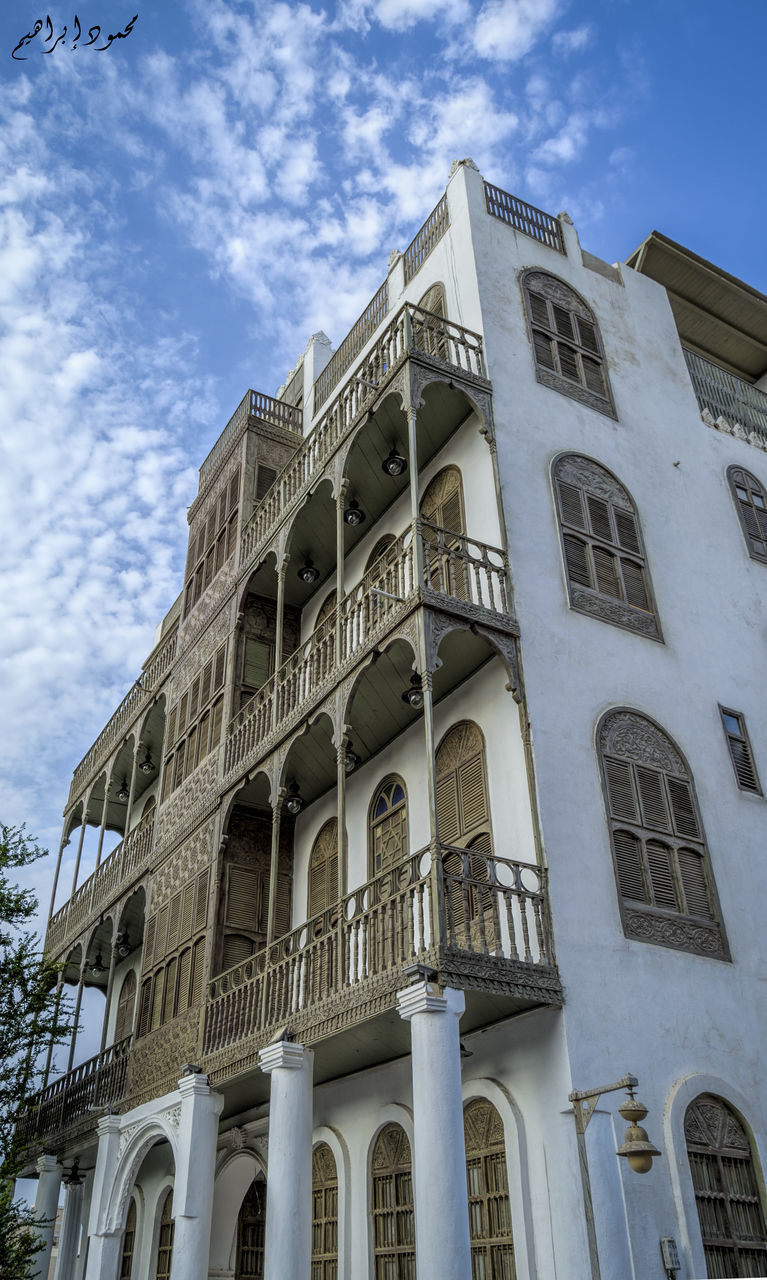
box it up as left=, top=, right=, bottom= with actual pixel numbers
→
left=16, top=1037, right=132, bottom=1148
left=403, top=193, right=450, bottom=283
left=67, top=626, right=178, bottom=807
left=240, top=303, right=486, bottom=574
left=203, top=843, right=553, bottom=1058
left=198, top=390, right=303, bottom=490
left=45, top=811, right=155, bottom=957
left=226, top=522, right=508, bottom=779
left=314, top=281, right=389, bottom=412
left=484, top=182, right=565, bottom=253
left=684, top=348, right=767, bottom=443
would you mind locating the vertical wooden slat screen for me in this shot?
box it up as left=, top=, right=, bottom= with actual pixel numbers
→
left=312, top=1143, right=339, bottom=1279
left=685, top=1094, right=767, bottom=1277
left=371, top=1124, right=415, bottom=1280
left=464, top=1098, right=516, bottom=1280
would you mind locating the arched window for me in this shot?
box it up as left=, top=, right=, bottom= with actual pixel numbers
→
left=312, top=1142, right=339, bottom=1278
left=417, top=282, right=447, bottom=358
left=369, top=778, right=408, bottom=876
left=420, top=466, right=465, bottom=535
left=418, top=282, right=446, bottom=317
left=727, top=465, right=767, bottom=564
left=552, top=454, right=660, bottom=640
left=155, top=1189, right=174, bottom=1280
left=464, top=1099, right=515, bottom=1277
left=119, top=1198, right=136, bottom=1280
left=114, top=969, right=136, bottom=1043
left=236, top=1179, right=267, bottom=1279
left=308, top=820, right=339, bottom=918
left=371, top=1124, right=415, bottom=1279
left=436, top=722, right=490, bottom=846
left=420, top=467, right=467, bottom=598
left=366, top=535, right=397, bottom=573
left=685, top=1094, right=767, bottom=1277
left=598, top=710, right=727, bottom=958
left=523, top=269, right=614, bottom=415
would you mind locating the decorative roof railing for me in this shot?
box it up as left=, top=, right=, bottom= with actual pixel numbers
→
left=202, top=842, right=557, bottom=1079
left=66, top=627, right=178, bottom=809
left=45, top=810, right=155, bottom=958
left=240, top=303, right=486, bottom=574
left=198, top=389, right=303, bottom=491
left=16, top=1036, right=131, bottom=1149
left=313, top=280, right=389, bottom=412
left=483, top=182, right=565, bottom=253
left=684, top=348, right=767, bottom=444
left=403, top=193, right=450, bottom=283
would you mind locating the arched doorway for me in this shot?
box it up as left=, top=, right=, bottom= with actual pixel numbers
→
left=371, top=1123, right=415, bottom=1278
left=235, top=1178, right=267, bottom=1279
left=464, top=1098, right=515, bottom=1278
left=685, top=1094, right=767, bottom=1277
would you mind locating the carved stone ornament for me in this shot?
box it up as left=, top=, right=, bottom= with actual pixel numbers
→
left=570, top=585, right=662, bottom=641
left=624, top=908, right=726, bottom=959
left=599, top=710, right=686, bottom=776
left=554, top=455, right=632, bottom=509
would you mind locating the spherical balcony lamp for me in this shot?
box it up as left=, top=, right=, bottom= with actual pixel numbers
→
left=616, top=1089, right=661, bottom=1174
left=90, top=952, right=106, bottom=978
left=285, top=781, right=304, bottom=816
left=382, top=448, right=408, bottom=478
left=139, top=747, right=154, bottom=775
left=117, top=931, right=131, bottom=959
left=343, top=499, right=366, bottom=527
left=344, top=745, right=361, bottom=773
left=401, top=674, right=424, bottom=709
left=297, top=557, right=320, bottom=585
left=116, top=777, right=130, bottom=802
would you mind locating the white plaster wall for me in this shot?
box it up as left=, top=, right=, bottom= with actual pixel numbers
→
left=104, top=952, right=142, bottom=1046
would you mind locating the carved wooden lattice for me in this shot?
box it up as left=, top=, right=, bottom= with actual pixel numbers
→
left=119, top=1198, right=136, bottom=1280
left=599, top=711, right=727, bottom=959
left=312, top=1142, right=339, bottom=1279
left=685, top=1094, right=767, bottom=1277
left=370, top=779, right=409, bottom=876
left=464, top=1099, right=516, bottom=1279
left=371, top=1124, right=415, bottom=1279
left=236, top=1179, right=267, bottom=1280
left=155, top=1190, right=174, bottom=1280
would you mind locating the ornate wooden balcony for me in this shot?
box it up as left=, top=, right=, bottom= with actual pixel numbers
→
left=240, top=303, right=487, bottom=574
left=202, top=842, right=560, bottom=1087
left=45, top=811, right=155, bottom=959
left=685, top=347, right=767, bottom=443
left=16, top=1037, right=131, bottom=1152
left=226, top=521, right=510, bottom=783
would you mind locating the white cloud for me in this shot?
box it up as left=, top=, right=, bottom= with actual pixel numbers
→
left=473, top=0, right=561, bottom=62
left=553, top=24, right=592, bottom=56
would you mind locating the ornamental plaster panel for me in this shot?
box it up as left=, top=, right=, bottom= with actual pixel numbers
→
left=154, top=754, right=222, bottom=853
left=569, top=585, right=662, bottom=640
left=623, top=908, right=726, bottom=959
left=171, top=605, right=234, bottom=703
left=124, top=1007, right=202, bottom=1111
left=598, top=710, right=685, bottom=775
left=150, top=815, right=216, bottom=913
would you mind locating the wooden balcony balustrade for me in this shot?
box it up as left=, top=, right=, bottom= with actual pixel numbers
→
left=67, top=625, right=178, bottom=808
left=198, top=389, right=303, bottom=491
left=483, top=182, right=565, bottom=253
left=45, top=810, right=155, bottom=958
left=684, top=347, right=767, bottom=443
left=16, top=1036, right=132, bottom=1149
left=240, top=303, right=486, bottom=572
left=225, top=522, right=509, bottom=779
left=203, top=842, right=556, bottom=1068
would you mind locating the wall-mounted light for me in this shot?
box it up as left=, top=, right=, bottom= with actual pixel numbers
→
left=401, top=674, right=424, bottom=709
left=139, top=748, right=154, bottom=775
left=382, top=448, right=407, bottom=478
left=117, top=932, right=131, bottom=959
left=616, top=1086, right=662, bottom=1174
left=297, top=558, right=320, bottom=584
left=344, top=499, right=366, bottom=527
left=116, top=778, right=130, bottom=802
left=285, top=781, right=304, bottom=815
left=63, top=1160, right=83, bottom=1187
left=344, top=746, right=360, bottom=773
left=90, top=952, right=106, bottom=978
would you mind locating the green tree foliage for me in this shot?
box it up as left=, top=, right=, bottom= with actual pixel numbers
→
left=0, top=825, right=73, bottom=1275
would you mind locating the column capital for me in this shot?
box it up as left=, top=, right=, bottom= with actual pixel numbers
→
left=178, top=1071, right=218, bottom=1101
left=96, top=1112, right=122, bottom=1139
left=397, top=980, right=465, bottom=1021
left=259, top=1040, right=309, bottom=1074
left=36, top=1153, right=60, bottom=1177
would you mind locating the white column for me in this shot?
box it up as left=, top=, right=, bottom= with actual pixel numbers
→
left=258, top=1041, right=313, bottom=1280
left=84, top=1113, right=123, bottom=1280
left=397, top=981, right=472, bottom=1280
left=29, top=1153, right=62, bottom=1280
left=74, top=1170, right=94, bottom=1280
left=53, top=1173, right=84, bottom=1280
left=171, top=1073, right=224, bottom=1280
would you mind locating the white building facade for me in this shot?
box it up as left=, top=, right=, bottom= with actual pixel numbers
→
left=21, top=160, right=767, bottom=1280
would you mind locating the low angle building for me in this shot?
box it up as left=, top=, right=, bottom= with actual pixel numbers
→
left=19, top=158, right=767, bottom=1280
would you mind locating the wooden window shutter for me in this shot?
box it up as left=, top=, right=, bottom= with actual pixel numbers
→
left=226, top=866, right=260, bottom=929
left=119, top=1199, right=136, bottom=1280
left=604, top=758, right=639, bottom=822
left=180, top=884, right=194, bottom=943
left=138, top=979, right=152, bottom=1037
left=256, top=465, right=277, bottom=501
left=635, top=767, right=670, bottom=831
left=163, top=956, right=178, bottom=1021
left=463, top=1099, right=514, bottom=1275
left=420, top=467, right=465, bottom=534
left=678, top=849, right=713, bottom=918
left=685, top=1095, right=767, bottom=1276
left=528, top=291, right=550, bottom=329
left=621, top=559, right=650, bottom=611
left=582, top=356, right=606, bottom=396
left=222, top=934, right=254, bottom=971
left=552, top=304, right=575, bottom=341
left=613, top=830, right=647, bottom=903
left=156, top=905, right=169, bottom=961
left=645, top=840, right=680, bottom=911
left=166, top=705, right=178, bottom=747
left=436, top=773, right=460, bottom=843
left=166, top=892, right=182, bottom=952
left=729, top=466, right=767, bottom=562
left=209, top=698, right=224, bottom=749
left=592, top=547, right=621, bottom=598
left=309, top=821, right=338, bottom=917
left=312, top=1142, right=339, bottom=1273
left=614, top=509, right=641, bottom=555
left=150, top=969, right=165, bottom=1031
left=525, top=271, right=611, bottom=407
left=177, top=948, right=192, bottom=1013
left=721, top=709, right=761, bottom=793
left=244, top=638, right=272, bottom=689
left=667, top=778, right=700, bottom=839
left=458, top=755, right=488, bottom=833
left=274, top=866, right=292, bottom=939
left=190, top=939, right=205, bottom=1006
left=562, top=534, right=591, bottom=588
left=557, top=344, right=579, bottom=382
left=144, top=914, right=157, bottom=968
left=586, top=495, right=612, bottom=542
left=195, top=868, right=210, bottom=932
left=557, top=480, right=587, bottom=531
left=228, top=468, right=240, bottom=512
left=533, top=330, right=556, bottom=371
left=200, top=659, right=213, bottom=707
left=214, top=644, right=227, bottom=690
left=114, top=970, right=136, bottom=1042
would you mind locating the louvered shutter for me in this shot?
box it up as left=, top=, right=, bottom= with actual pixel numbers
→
left=558, top=345, right=580, bottom=382
left=604, top=758, right=639, bottom=822
left=114, top=970, right=136, bottom=1042
left=458, top=755, right=488, bottom=833
left=256, top=465, right=277, bottom=501
left=635, top=767, right=670, bottom=830
left=436, top=773, right=460, bottom=843
left=200, top=660, right=213, bottom=707
left=533, top=331, right=556, bottom=370
left=223, top=935, right=254, bottom=971
left=592, top=547, right=621, bottom=598
left=678, top=850, right=712, bottom=918
left=226, top=866, right=260, bottom=929
left=209, top=698, right=224, bottom=749
left=180, top=884, right=194, bottom=943
left=528, top=292, right=549, bottom=328
left=558, top=481, right=587, bottom=530
left=177, top=949, right=192, bottom=1012
left=138, top=980, right=152, bottom=1037
left=228, top=469, right=240, bottom=512
left=195, top=868, right=210, bottom=931
left=613, top=830, right=647, bottom=902
left=582, top=356, right=606, bottom=396
left=163, top=956, right=178, bottom=1021
left=729, top=737, right=759, bottom=790
left=646, top=840, right=680, bottom=910
left=586, top=495, right=612, bottom=542
left=621, top=560, right=650, bottom=611
left=190, top=940, right=205, bottom=1006
left=614, top=509, right=641, bottom=554
left=563, top=535, right=591, bottom=588
left=156, top=905, right=169, bottom=961
left=443, top=850, right=469, bottom=942
left=668, top=778, right=700, bottom=839
left=576, top=316, right=600, bottom=354
left=552, top=305, right=575, bottom=341
left=214, top=645, right=227, bottom=690
left=274, top=867, right=292, bottom=939
left=167, top=892, right=181, bottom=952
left=244, top=638, right=272, bottom=689
left=144, top=915, right=157, bottom=968
left=166, top=705, right=178, bottom=747
left=150, top=969, right=165, bottom=1031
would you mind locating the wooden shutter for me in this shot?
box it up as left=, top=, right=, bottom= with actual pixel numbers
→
left=563, top=535, right=591, bottom=588
left=195, top=867, right=210, bottom=931
left=114, top=970, right=136, bottom=1042
left=458, top=755, right=488, bottom=833
left=436, top=723, right=490, bottom=847
left=634, top=767, right=670, bottom=830
left=222, top=934, right=254, bottom=971
left=138, top=980, right=152, bottom=1037
left=436, top=773, right=460, bottom=843
left=162, top=956, right=178, bottom=1021
left=226, top=866, right=260, bottom=929
left=167, top=892, right=181, bottom=952
left=244, top=638, right=272, bottom=689
left=237, top=1180, right=267, bottom=1279
left=209, top=698, right=224, bottom=750
left=586, top=495, right=612, bottom=542
left=190, top=939, right=205, bottom=1006
left=463, top=1099, right=515, bottom=1278
left=614, top=509, right=641, bottom=554
left=177, top=948, right=192, bottom=1013
left=150, top=969, right=165, bottom=1031
left=214, top=644, right=227, bottom=690
left=155, top=1191, right=174, bottom=1280
left=685, top=1095, right=767, bottom=1277
left=678, top=849, right=713, bottom=918
left=312, top=1143, right=339, bottom=1275
left=645, top=840, right=680, bottom=910
left=119, top=1200, right=136, bottom=1280
left=309, top=821, right=338, bottom=917
left=420, top=467, right=465, bottom=534
left=729, top=466, right=767, bottom=562
left=274, top=865, right=292, bottom=940
left=228, top=468, right=240, bottom=512
left=621, top=559, right=650, bottom=610
left=256, top=465, right=277, bottom=501
left=200, top=659, right=213, bottom=707
left=558, top=481, right=587, bottom=530
left=180, top=882, right=195, bottom=942
left=144, top=915, right=157, bottom=968
left=604, top=758, right=639, bottom=822
left=613, top=830, right=647, bottom=903
left=371, top=1125, right=415, bottom=1280
left=721, top=709, right=761, bottom=793
left=156, top=905, right=169, bottom=961
left=667, top=778, right=700, bottom=839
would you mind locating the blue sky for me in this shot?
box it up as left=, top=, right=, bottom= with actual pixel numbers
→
left=0, top=0, right=765, bottom=932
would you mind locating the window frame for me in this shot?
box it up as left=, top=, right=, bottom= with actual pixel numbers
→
left=552, top=453, right=662, bottom=642
left=598, top=708, right=729, bottom=961
left=719, top=705, right=762, bottom=795
left=685, top=1093, right=767, bottom=1277
left=727, top=464, right=767, bottom=564
left=521, top=269, right=616, bottom=418
left=368, top=777, right=409, bottom=878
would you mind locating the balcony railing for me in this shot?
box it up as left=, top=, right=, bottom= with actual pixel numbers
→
left=240, top=303, right=486, bottom=573
left=684, top=348, right=767, bottom=443
left=16, top=1037, right=131, bottom=1149
left=67, top=625, right=178, bottom=808
left=46, top=810, right=156, bottom=958
left=484, top=182, right=565, bottom=253
left=203, top=843, right=556, bottom=1068
left=403, top=193, right=450, bottom=283
left=199, top=389, right=303, bottom=491
left=226, top=522, right=508, bottom=780
left=314, top=281, right=390, bottom=412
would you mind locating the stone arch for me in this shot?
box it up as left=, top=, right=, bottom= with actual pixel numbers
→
left=105, top=1117, right=179, bottom=1236
left=461, top=1076, right=536, bottom=1280
left=665, top=1072, right=767, bottom=1279
left=209, top=1148, right=266, bottom=1274
left=340, top=633, right=419, bottom=727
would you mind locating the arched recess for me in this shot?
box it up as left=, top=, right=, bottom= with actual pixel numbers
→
left=209, top=1150, right=265, bottom=1275
left=155, top=1187, right=174, bottom=1280
left=417, top=281, right=446, bottom=317
left=342, top=637, right=420, bottom=778
left=283, top=476, right=337, bottom=611
left=104, top=1120, right=178, bottom=1238
left=234, top=552, right=297, bottom=719
left=370, top=1122, right=415, bottom=1278
left=312, top=1141, right=339, bottom=1278
left=420, top=465, right=465, bottom=534
left=464, top=1097, right=515, bottom=1276
left=368, top=777, right=409, bottom=877
left=235, top=1178, right=267, bottom=1279
left=308, top=819, right=339, bottom=918
left=685, top=1094, right=767, bottom=1276
left=313, top=1125, right=350, bottom=1279
left=665, top=1073, right=767, bottom=1280
left=416, top=282, right=447, bottom=359
left=216, top=771, right=290, bottom=975
left=118, top=1195, right=138, bottom=1279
